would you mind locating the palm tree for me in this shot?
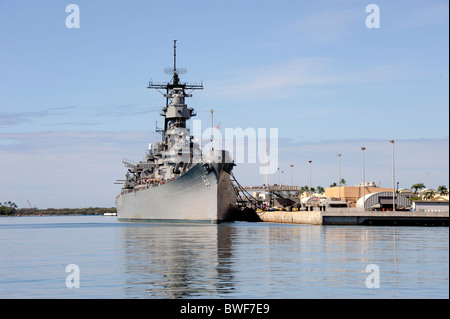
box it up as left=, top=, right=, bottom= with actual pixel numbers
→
left=339, top=178, right=347, bottom=186
left=423, top=191, right=435, bottom=200
left=411, top=183, right=425, bottom=194
left=316, top=186, right=325, bottom=194
left=330, top=182, right=337, bottom=187
left=438, top=185, right=449, bottom=196
left=300, top=186, right=309, bottom=196
left=2, top=201, right=17, bottom=208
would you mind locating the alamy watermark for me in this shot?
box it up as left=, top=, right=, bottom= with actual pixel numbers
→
left=65, top=264, right=80, bottom=288
left=65, top=4, right=80, bottom=29
left=365, top=4, right=380, bottom=29
left=192, top=120, right=278, bottom=175
left=365, top=264, right=380, bottom=288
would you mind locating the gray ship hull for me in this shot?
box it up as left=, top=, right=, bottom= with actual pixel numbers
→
left=116, top=162, right=238, bottom=223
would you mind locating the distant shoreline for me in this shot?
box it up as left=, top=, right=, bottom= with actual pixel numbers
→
left=9, top=207, right=117, bottom=216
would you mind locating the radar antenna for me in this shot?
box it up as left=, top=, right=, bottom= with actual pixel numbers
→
left=164, top=40, right=187, bottom=75
left=173, top=39, right=177, bottom=74
left=147, top=40, right=203, bottom=96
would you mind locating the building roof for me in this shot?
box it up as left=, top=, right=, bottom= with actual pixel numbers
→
left=419, top=188, right=437, bottom=194
left=430, top=196, right=449, bottom=202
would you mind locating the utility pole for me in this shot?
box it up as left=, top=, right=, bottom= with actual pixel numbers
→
left=361, top=147, right=366, bottom=210
left=337, top=153, right=342, bottom=198
left=308, top=160, right=312, bottom=196
left=390, top=140, right=395, bottom=212
left=290, top=164, right=294, bottom=187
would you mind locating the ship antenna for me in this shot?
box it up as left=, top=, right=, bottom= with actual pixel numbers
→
left=163, top=39, right=186, bottom=80
left=210, top=109, right=213, bottom=151
left=173, top=39, right=177, bottom=74
left=206, top=109, right=220, bottom=152
left=172, top=39, right=180, bottom=85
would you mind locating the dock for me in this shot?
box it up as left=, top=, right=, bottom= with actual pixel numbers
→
left=257, top=209, right=449, bottom=226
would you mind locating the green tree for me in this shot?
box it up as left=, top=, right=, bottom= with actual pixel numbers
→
left=301, top=185, right=309, bottom=193
left=423, top=191, right=435, bottom=200
left=330, top=179, right=346, bottom=187
left=0, top=201, right=17, bottom=216
left=316, top=186, right=325, bottom=194
left=438, top=185, right=449, bottom=196
left=411, top=183, right=425, bottom=194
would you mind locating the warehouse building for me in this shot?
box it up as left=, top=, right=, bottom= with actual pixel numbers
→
left=355, top=191, right=411, bottom=211
left=325, top=184, right=394, bottom=207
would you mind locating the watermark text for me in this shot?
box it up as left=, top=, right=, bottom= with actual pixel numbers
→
left=65, top=4, right=80, bottom=29
left=365, top=264, right=380, bottom=288
left=65, top=264, right=80, bottom=288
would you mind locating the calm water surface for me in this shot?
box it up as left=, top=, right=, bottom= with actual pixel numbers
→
left=0, top=215, right=448, bottom=298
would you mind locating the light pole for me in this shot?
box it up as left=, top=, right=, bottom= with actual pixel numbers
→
left=282, top=170, right=284, bottom=185
left=308, top=160, right=312, bottom=196
left=277, top=167, right=280, bottom=185
left=290, top=164, right=294, bottom=187
left=390, top=139, right=395, bottom=212
left=337, top=153, right=342, bottom=198
left=361, top=147, right=366, bottom=210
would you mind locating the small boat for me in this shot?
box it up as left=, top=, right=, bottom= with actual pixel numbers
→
left=103, top=212, right=117, bottom=216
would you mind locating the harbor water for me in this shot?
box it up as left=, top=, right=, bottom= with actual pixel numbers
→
left=0, top=215, right=448, bottom=299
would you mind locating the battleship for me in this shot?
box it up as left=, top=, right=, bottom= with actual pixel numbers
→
left=116, top=40, right=239, bottom=223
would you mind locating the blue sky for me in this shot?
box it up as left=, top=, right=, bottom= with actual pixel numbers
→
left=0, top=0, right=448, bottom=208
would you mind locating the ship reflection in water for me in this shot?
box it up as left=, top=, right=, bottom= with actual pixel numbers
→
left=118, top=222, right=449, bottom=299
left=121, top=223, right=235, bottom=298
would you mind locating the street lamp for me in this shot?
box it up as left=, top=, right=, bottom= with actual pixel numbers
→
left=308, top=160, right=312, bottom=195
left=390, top=139, right=395, bottom=212
left=337, top=153, right=342, bottom=198
left=281, top=170, right=284, bottom=185
left=277, top=167, right=280, bottom=185
left=361, top=147, right=366, bottom=210
left=290, top=164, right=294, bottom=187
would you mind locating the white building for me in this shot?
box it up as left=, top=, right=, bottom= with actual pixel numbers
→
left=412, top=201, right=449, bottom=212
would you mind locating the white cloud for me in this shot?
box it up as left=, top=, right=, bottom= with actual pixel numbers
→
left=205, top=57, right=334, bottom=99
left=204, top=56, right=423, bottom=102
left=0, top=130, right=158, bottom=208
left=289, top=8, right=361, bottom=44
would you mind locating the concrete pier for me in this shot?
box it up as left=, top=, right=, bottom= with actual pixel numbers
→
left=257, top=209, right=449, bottom=226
